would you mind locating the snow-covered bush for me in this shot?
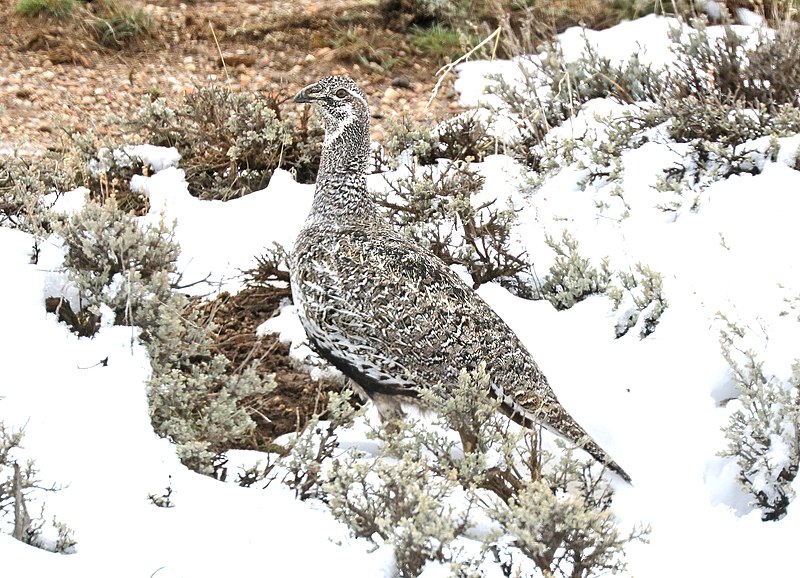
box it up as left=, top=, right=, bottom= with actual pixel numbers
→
left=541, top=230, right=611, bottom=310
left=67, top=132, right=153, bottom=214
left=492, top=21, right=800, bottom=210
left=718, top=320, right=800, bottom=521
left=317, top=365, right=647, bottom=577
left=485, top=451, right=648, bottom=578
left=54, top=200, right=177, bottom=334
left=149, top=353, right=275, bottom=476
left=498, top=18, right=800, bottom=122
left=143, top=285, right=277, bottom=476
left=128, top=86, right=323, bottom=199
left=488, top=37, right=663, bottom=167
left=541, top=232, right=668, bottom=336
left=607, top=263, right=668, bottom=339
left=54, top=198, right=275, bottom=475
left=669, top=22, right=800, bottom=111
left=0, top=420, right=75, bottom=553
left=327, top=429, right=471, bottom=578
left=381, top=118, right=441, bottom=169
left=382, top=113, right=496, bottom=168
left=280, top=390, right=363, bottom=500
left=636, top=22, right=800, bottom=192
left=378, top=160, right=533, bottom=293
left=0, top=155, right=70, bottom=235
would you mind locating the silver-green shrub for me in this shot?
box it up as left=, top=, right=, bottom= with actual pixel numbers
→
left=143, top=285, right=276, bottom=476
left=607, top=263, right=668, bottom=339
left=378, top=160, right=533, bottom=295
left=491, top=21, right=800, bottom=207
left=326, top=429, right=471, bottom=577
left=542, top=233, right=668, bottom=335
left=541, top=230, right=611, bottom=310
left=0, top=155, right=71, bottom=235
left=718, top=318, right=800, bottom=521
left=54, top=199, right=275, bottom=475
left=382, top=113, right=495, bottom=168
left=316, top=364, right=647, bottom=577
left=128, top=87, right=322, bottom=199
left=488, top=36, right=664, bottom=166
left=669, top=23, right=800, bottom=111
left=149, top=358, right=274, bottom=476
left=67, top=131, right=153, bottom=214
left=0, top=420, right=75, bottom=553
left=54, top=201, right=177, bottom=331
left=486, top=457, right=646, bottom=577
left=280, top=390, right=363, bottom=500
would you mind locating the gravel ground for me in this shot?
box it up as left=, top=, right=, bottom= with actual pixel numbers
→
left=0, top=0, right=463, bottom=155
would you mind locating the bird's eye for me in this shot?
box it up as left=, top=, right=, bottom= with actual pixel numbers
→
left=334, top=88, right=349, bottom=99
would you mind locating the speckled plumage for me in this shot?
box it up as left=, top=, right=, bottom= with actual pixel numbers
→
left=290, top=76, right=631, bottom=483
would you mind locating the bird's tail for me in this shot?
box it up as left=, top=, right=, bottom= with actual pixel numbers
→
left=498, top=398, right=632, bottom=484
left=574, top=431, right=632, bottom=484
left=544, top=414, right=632, bottom=484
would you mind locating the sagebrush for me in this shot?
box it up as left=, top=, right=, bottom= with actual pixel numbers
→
left=283, top=364, right=647, bottom=577
left=52, top=198, right=276, bottom=475
left=128, top=86, right=322, bottom=200
left=378, top=160, right=535, bottom=295
left=718, top=317, right=800, bottom=521
left=0, top=420, right=75, bottom=553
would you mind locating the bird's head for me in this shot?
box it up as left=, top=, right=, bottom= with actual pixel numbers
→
left=293, top=76, right=370, bottom=144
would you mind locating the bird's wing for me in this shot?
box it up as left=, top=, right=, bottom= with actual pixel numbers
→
left=293, top=223, right=552, bottom=407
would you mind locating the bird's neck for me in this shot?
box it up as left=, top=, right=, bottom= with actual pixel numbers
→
left=310, top=125, right=377, bottom=223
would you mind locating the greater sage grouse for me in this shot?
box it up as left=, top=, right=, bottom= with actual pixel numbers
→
left=291, top=76, right=631, bottom=483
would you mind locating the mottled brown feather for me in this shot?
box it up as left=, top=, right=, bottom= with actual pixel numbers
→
left=290, top=75, right=631, bottom=483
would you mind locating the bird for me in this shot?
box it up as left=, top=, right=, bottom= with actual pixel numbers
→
left=290, top=75, right=631, bottom=483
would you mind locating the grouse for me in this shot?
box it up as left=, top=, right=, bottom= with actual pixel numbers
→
left=290, top=76, right=631, bottom=483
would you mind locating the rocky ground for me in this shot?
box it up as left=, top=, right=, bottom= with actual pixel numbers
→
left=0, top=0, right=464, bottom=155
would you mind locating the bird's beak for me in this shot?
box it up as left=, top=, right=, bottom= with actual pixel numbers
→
left=293, top=83, right=318, bottom=104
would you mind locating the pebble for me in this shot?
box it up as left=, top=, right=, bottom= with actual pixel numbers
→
left=391, top=75, right=412, bottom=89
left=382, top=87, right=400, bottom=102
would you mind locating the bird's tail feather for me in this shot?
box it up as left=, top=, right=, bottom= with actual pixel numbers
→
left=497, top=398, right=632, bottom=484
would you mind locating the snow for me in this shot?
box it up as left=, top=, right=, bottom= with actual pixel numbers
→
left=3, top=14, right=800, bottom=578
left=134, top=166, right=313, bottom=295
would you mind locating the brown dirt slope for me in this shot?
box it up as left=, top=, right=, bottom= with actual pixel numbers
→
left=0, top=0, right=462, bottom=155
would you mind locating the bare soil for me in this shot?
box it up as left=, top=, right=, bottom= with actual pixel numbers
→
left=191, top=283, right=338, bottom=446
left=0, top=0, right=464, bottom=155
